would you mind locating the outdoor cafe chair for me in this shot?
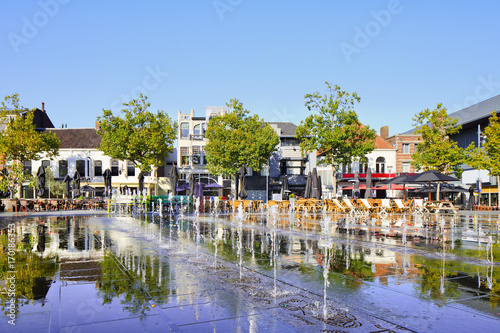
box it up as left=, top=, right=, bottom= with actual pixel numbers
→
left=359, top=199, right=378, bottom=216
left=278, top=200, right=289, bottom=213
left=342, top=198, right=363, bottom=216
left=378, top=199, right=393, bottom=216
left=393, top=199, right=411, bottom=213
left=330, top=199, right=348, bottom=213
left=413, top=199, right=427, bottom=215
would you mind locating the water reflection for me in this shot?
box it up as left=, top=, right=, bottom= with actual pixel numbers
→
left=1, top=210, right=499, bottom=328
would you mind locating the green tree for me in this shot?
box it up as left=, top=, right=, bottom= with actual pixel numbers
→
left=0, top=94, right=60, bottom=197
left=97, top=94, right=177, bottom=173
left=295, top=82, right=376, bottom=195
left=0, top=161, right=35, bottom=198
left=468, top=112, right=500, bottom=209
left=411, top=103, right=473, bottom=179
left=204, top=98, right=279, bottom=194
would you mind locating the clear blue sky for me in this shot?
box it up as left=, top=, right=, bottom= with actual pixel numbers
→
left=2, top=0, right=500, bottom=136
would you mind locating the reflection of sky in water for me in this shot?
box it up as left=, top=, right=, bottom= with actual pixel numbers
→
left=1, top=212, right=499, bottom=332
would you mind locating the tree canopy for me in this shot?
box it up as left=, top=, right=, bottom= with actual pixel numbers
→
left=295, top=82, right=376, bottom=194
left=411, top=103, right=473, bottom=178
left=204, top=98, right=279, bottom=176
left=0, top=94, right=60, bottom=163
left=0, top=94, right=60, bottom=198
left=97, top=94, right=177, bottom=173
left=468, top=111, right=500, bottom=208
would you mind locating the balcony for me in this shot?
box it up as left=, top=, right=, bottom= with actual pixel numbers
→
left=190, top=134, right=204, bottom=140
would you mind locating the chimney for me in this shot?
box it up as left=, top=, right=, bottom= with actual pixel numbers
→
left=380, top=126, right=389, bottom=139
left=41, top=102, right=45, bottom=112
left=95, top=121, right=100, bottom=130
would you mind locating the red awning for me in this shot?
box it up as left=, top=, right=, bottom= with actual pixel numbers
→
left=342, top=184, right=414, bottom=190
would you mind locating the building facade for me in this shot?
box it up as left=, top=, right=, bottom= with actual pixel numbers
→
left=176, top=107, right=229, bottom=194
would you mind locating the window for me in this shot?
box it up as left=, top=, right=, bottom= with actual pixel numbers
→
left=280, top=160, right=305, bottom=175
left=94, top=160, right=102, bottom=176
left=127, top=161, right=135, bottom=176
left=24, top=161, right=32, bottom=175
left=180, top=122, right=189, bottom=138
left=111, top=160, right=119, bottom=176
left=358, top=159, right=368, bottom=173
left=341, top=163, right=352, bottom=174
left=376, top=157, right=386, bottom=173
left=281, top=138, right=300, bottom=146
left=76, top=160, right=85, bottom=177
left=41, top=160, right=50, bottom=168
left=193, top=124, right=202, bottom=136
left=402, top=143, right=410, bottom=154
left=180, top=147, right=190, bottom=166
left=402, top=162, right=410, bottom=173
left=59, top=160, right=67, bottom=177
left=192, top=146, right=201, bottom=165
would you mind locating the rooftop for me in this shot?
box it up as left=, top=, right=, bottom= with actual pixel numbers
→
left=45, top=128, right=102, bottom=149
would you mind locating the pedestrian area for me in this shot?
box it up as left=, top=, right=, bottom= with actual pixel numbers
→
left=1, top=210, right=499, bottom=332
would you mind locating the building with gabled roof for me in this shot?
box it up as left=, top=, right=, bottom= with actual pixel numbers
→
left=315, top=125, right=397, bottom=198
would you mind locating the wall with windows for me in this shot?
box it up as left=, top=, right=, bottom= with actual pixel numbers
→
left=385, top=133, right=422, bottom=173
left=28, top=148, right=158, bottom=196
left=177, top=109, right=209, bottom=171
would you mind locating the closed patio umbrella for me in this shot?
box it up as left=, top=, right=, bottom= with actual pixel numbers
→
left=364, top=168, right=372, bottom=198
left=311, top=168, right=320, bottom=199
left=196, top=182, right=204, bottom=198
left=63, top=174, right=71, bottom=198
left=36, top=166, right=46, bottom=197
left=237, top=165, right=248, bottom=199
left=188, top=173, right=194, bottom=196
left=169, top=166, right=179, bottom=193
left=103, top=168, right=112, bottom=197
left=304, top=171, right=312, bottom=198
left=73, top=171, right=81, bottom=198
left=282, top=175, right=289, bottom=200
left=318, top=175, right=322, bottom=199
left=138, top=171, right=144, bottom=195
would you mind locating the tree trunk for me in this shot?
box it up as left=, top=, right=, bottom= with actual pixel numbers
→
left=332, top=165, right=338, bottom=198
left=235, top=173, right=239, bottom=200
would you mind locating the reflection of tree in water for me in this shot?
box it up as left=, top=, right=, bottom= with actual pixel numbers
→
left=326, top=246, right=374, bottom=288
left=413, top=255, right=460, bottom=303
left=0, top=231, right=58, bottom=315
left=97, top=251, right=171, bottom=319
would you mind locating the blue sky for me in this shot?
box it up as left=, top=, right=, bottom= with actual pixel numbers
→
left=2, top=0, right=500, bottom=136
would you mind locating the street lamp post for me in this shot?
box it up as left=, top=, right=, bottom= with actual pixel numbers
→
left=477, top=124, right=482, bottom=205
left=262, top=165, right=270, bottom=204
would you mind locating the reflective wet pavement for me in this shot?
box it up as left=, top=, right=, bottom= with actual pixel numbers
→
left=1, top=209, right=499, bottom=332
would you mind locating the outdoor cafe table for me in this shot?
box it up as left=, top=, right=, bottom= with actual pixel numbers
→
left=424, top=200, right=458, bottom=214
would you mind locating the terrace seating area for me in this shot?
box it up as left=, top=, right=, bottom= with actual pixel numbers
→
left=1, top=198, right=106, bottom=212
left=228, top=198, right=460, bottom=216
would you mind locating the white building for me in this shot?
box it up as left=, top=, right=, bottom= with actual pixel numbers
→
left=176, top=107, right=228, bottom=193
left=24, top=125, right=159, bottom=197
left=316, top=128, right=397, bottom=198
